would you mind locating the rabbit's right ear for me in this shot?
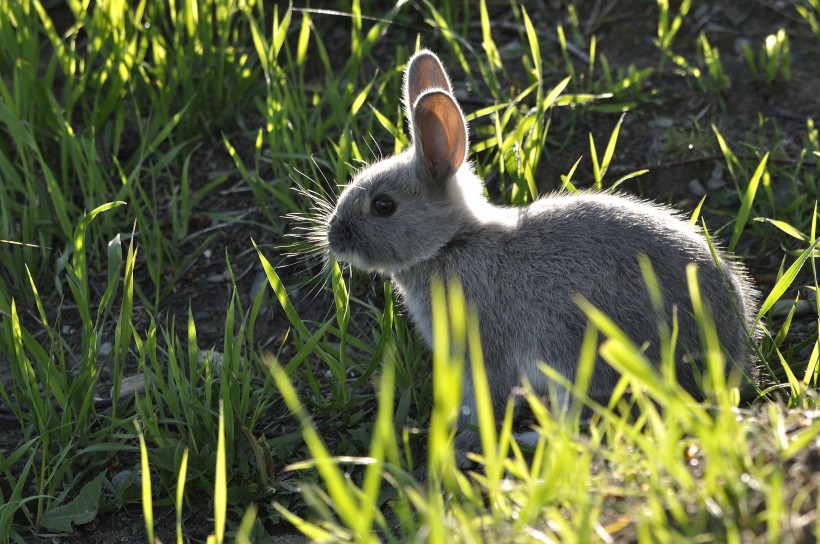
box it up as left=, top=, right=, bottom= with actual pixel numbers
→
left=412, top=90, right=467, bottom=183
left=403, top=50, right=452, bottom=116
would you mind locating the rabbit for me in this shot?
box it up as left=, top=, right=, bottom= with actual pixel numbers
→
left=324, top=49, right=758, bottom=452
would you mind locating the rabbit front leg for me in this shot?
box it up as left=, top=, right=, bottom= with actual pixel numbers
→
left=453, top=362, right=514, bottom=458
left=453, top=371, right=482, bottom=467
left=454, top=352, right=554, bottom=461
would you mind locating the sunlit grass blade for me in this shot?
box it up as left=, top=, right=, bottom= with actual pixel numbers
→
left=466, top=308, right=499, bottom=475
left=729, top=153, right=768, bottom=252
left=561, top=156, right=582, bottom=192
left=427, top=279, right=464, bottom=493
left=213, top=401, right=227, bottom=544
left=254, top=241, right=310, bottom=338
left=175, top=449, right=189, bottom=544
left=756, top=238, right=820, bottom=326
left=234, top=505, right=258, bottom=544
left=134, top=420, right=154, bottom=544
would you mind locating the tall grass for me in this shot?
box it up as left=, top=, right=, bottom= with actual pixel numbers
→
left=266, top=268, right=820, bottom=541
left=0, top=0, right=267, bottom=304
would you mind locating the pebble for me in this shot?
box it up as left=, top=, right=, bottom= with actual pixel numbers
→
left=648, top=117, right=675, bottom=129
left=249, top=269, right=269, bottom=301
left=688, top=178, right=707, bottom=197
left=207, top=270, right=230, bottom=282
left=734, top=37, right=751, bottom=56
left=98, top=341, right=113, bottom=357
left=707, top=163, right=726, bottom=189
left=770, top=299, right=814, bottom=318
left=113, top=374, right=147, bottom=399
left=198, top=350, right=225, bottom=369
left=110, top=470, right=132, bottom=489
left=706, top=176, right=726, bottom=190
left=192, top=310, right=212, bottom=322
left=711, top=163, right=722, bottom=178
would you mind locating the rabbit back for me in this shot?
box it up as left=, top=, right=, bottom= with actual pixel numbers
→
left=392, top=191, right=757, bottom=406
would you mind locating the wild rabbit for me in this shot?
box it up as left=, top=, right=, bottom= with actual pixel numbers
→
left=324, top=49, right=758, bottom=451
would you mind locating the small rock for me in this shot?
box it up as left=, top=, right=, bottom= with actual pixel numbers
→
left=797, top=345, right=814, bottom=361
left=114, top=374, right=148, bottom=399
left=98, top=341, right=113, bottom=357
left=61, top=325, right=74, bottom=335
left=208, top=170, right=232, bottom=181
left=649, top=117, right=675, bottom=129
left=710, top=163, right=724, bottom=181
left=111, top=470, right=132, bottom=489
left=688, top=178, right=707, bottom=197
left=734, top=37, right=751, bottom=56
left=207, top=270, right=230, bottom=282
left=706, top=176, right=726, bottom=190
left=770, top=299, right=813, bottom=318
left=707, top=163, right=726, bottom=189
left=198, top=350, right=225, bottom=369
left=192, top=310, right=212, bottom=322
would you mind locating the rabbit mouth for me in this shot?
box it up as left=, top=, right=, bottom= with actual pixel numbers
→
left=330, top=247, right=371, bottom=271
left=327, top=230, right=379, bottom=271
left=329, top=243, right=411, bottom=275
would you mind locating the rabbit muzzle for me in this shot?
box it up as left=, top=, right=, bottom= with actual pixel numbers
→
left=327, top=214, right=352, bottom=255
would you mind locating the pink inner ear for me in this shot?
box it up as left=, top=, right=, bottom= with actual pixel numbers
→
left=414, top=91, right=467, bottom=181
left=423, top=118, right=451, bottom=176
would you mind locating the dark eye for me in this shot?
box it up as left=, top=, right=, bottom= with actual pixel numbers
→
left=372, top=196, right=395, bottom=216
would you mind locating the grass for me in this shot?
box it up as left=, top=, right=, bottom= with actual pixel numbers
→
left=0, top=0, right=819, bottom=542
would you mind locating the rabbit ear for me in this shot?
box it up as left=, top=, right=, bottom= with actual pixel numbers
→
left=404, top=50, right=452, bottom=117
left=412, top=90, right=468, bottom=182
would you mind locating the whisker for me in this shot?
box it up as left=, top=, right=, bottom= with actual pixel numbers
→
left=364, top=133, right=378, bottom=162
left=277, top=162, right=345, bottom=310
left=367, top=132, right=384, bottom=161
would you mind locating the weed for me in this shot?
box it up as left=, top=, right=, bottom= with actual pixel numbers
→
left=656, top=0, right=693, bottom=71
left=796, top=0, right=820, bottom=39
left=742, top=29, right=792, bottom=89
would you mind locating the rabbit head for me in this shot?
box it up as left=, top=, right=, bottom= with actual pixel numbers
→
left=327, top=50, right=488, bottom=275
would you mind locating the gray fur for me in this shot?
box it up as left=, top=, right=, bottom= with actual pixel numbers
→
left=326, top=49, right=759, bottom=450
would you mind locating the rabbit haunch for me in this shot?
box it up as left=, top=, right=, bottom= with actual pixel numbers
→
left=326, top=49, right=757, bottom=439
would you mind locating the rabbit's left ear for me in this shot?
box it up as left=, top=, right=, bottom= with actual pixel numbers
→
left=412, top=90, right=467, bottom=183
left=404, top=50, right=451, bottom=117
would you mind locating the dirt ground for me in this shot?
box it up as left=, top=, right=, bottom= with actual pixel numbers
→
left=4, top=0, right=819, bottom=542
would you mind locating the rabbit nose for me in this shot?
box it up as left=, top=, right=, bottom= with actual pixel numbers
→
left=328, top=215, right=351, bottom=247
left=328, top=214, right=342, bottom=235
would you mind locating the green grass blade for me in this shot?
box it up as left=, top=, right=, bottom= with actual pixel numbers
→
left=756, top=238, right=820, bottom=326
left=254, top=241, right=310, bottom=338
left=134, top=420, right=154, bottom=544
left=214, top=401, right=226, bottom=544
left=729, top=153, right=768, bottom=252
left=176, top=449, right=189, bottom=544
left=600, top=113, right=626, bottom=181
